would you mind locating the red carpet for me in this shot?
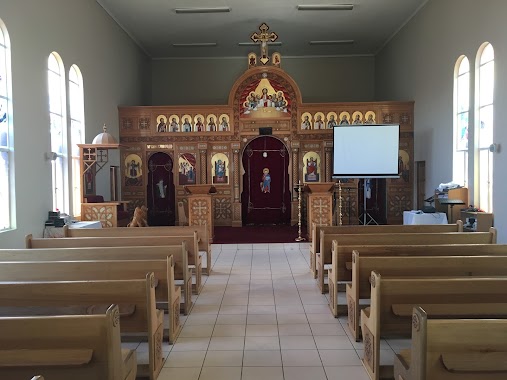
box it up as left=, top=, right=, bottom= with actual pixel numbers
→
left=213, top=225, right=308, bottom=244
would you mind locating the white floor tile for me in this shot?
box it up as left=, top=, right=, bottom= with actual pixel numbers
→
left=283, top=366, right=327, bottom=380
left=241, top=366, right=284, bottom=380
left=156, top=367, right=201, bottom=380
left=203, top=350, right=244, bottom=367
left=164, top=350, right=206, bottom=367
left=199, top=366, right=242, bottom=380
left=243, top=350, right=282, bottom=366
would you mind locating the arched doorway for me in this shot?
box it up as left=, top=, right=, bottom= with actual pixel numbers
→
left=147, top=152, right=175, bottom=226
left=241, top=136, right=290, bottom=225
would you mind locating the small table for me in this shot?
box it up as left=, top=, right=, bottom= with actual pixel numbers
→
left=438, top=199, right=465, bottom=223
left=403, top=211, right=448, bottom=225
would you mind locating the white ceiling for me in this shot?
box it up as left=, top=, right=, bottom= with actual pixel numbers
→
left=96, top=0, right=428, bottom=59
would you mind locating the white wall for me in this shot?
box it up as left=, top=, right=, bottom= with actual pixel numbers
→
left=375, top=0, right=507, bottom=242
left=0, top=0, right=150, bottom=248
left=151, top=56, right=375, bottom=105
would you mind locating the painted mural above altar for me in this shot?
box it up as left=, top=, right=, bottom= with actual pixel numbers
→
left=240, top=77, right=290, bottom=119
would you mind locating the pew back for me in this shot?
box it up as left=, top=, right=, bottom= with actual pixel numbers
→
left=0, top=257, right=182, bottom=343
left=0, top=244, right=192, bottom=315
left=64, top=225, right=211, bottom=274
left=345, top=251, right=507, bottom=340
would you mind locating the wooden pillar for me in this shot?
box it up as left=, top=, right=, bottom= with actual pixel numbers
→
left=324, top=146, right=333, bottom=182
left=290, top=146, right=300, bottom=225
left=232, top=144, right=242, bottom=227
left=198, top=145, right=208, bottom=184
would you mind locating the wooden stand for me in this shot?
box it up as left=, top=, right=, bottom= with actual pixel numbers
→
left=305, top=183, right=334, bottom=241
left=185, top=185, right=215, bottom=243
left=294, top=181, right=305, bottom=242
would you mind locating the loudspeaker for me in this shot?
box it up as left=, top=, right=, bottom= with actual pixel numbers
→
left=259, top=127, right=272, bottom=135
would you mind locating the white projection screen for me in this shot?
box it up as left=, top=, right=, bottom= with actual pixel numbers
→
left=332, top=124, right=400, bottom=178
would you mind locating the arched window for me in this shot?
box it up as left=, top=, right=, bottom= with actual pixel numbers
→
left=0, top=20, right=13, bottom=230
left=476, top=43, right=494, bottom=212
left=453, top=56, right=470, bottom=187
left=69, top=64, right=84, bottom=216
left=48, top=52, right=68, bottom=213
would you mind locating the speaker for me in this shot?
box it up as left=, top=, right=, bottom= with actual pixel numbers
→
left=259, top=127, right=272, bottom=135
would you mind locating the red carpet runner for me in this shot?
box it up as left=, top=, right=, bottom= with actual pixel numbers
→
left=213, top=225, right=308, bottom=244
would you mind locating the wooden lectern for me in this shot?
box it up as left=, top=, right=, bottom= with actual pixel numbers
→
left=305, top=183, right=335, bottom=241
left=184, top=185, right=216, bottom=243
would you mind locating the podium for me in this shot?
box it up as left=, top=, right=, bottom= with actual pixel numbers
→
left=305, top=183, right=334, bottom=241
left=184, top=185, right=216, bottom=243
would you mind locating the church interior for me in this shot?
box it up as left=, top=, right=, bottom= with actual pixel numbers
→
left=1, top=1, right=507, bottom=379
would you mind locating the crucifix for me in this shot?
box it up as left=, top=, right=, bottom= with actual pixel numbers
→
left=251, top=23, right=278, bottom=65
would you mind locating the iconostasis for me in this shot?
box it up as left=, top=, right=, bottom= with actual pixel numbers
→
left=119, top=63, right=414, bottom=227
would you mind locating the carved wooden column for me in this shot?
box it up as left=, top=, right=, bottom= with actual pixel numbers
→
left=232, top=143, right=242, bottom=227
left=306, top=183, right=334, bottom=241
left=198, top=143, right=208, bottom=184
left=324, top=145, right=333, bottom=182
left=291, top=144, right=300, bottom=225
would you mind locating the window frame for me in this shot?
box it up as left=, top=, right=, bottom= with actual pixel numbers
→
left=0, top=20, right=14, bottom=231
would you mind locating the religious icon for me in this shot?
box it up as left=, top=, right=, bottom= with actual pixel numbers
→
left=240, top=77, right=290, bottom=118
left=156, top=115, right=168, bottom=132
left=206, top=114, right=217, bottom=132
left=211, top=153, right=229, bottom=184
left=352, top=111, right=364, bottom=125
left=156, top=179, right=167, bottom=198
left=260, top=168, right=271, bottom=193
left=168, top=114, right=180, bottom=132
left=124, top=153, right=143, bottom=186
left=364, top=111, right=376, bottom=124
left=248, top=52, right=257, bottom=69
left=398, top=150, right=410, bottom=183
left=272, top=52, right=281, bottom=68
left=194, top=114, right=205, bottom=132
left=313, top=112, right=325, bottom=130
left=303, top=152, right=320, bottom=183
left=219, top=114, right=230, bottom=131
left=301, top=112, right=312, bottom=130
left=181, top=114, right=192, bottom=132
left=178, top=153, right=196, bottom=185
left=327, top=112, right=338, bottom=128
left=339, top=111, right=351, bottom=125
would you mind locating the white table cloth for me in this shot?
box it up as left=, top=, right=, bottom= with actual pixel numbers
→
left=403, top=211, right=448, bottom=225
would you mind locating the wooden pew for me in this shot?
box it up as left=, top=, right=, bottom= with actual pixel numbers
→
left=345, top=250, right=507, bottom=340
left=394, top=306, right=507, bottom=380
left=0, top=305, right=136, bottom=380
left=26, top=233, right=203, bottom=295
left=0, top=258, right=182, bottom=344
left=0, top=275, right=162, bottom=380
left=317, top=228, right=497, bottom=292
left=310, top=222, right=463, bottom=278
left=0, top=244, right=193, bottom=316
left=63, top=225, right=212, bottom=275
left=360, top=272, right=507, bottom=380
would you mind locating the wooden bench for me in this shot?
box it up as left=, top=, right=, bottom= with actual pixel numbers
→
left=64, top=225, right=212, bottom=275
left=318, top=228, right=497, bottom=292
left=310, top=222, right=463, bottom=278
left=345, top=249, right=507, bottom=340
left=394, top=306, right=507, bottom=380
left=0, top=257, right=182, bottom=344
left=26, top=233, right=203, bottom=295
left=0, top=244, right=193, bottom=316
left=0, top=275, right=163, bottom=380
left=360, top=272, right=507, bottom=380
left=0, top=305, right=136, bottom=380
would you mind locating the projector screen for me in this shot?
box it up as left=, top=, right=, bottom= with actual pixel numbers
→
left=332, top=124, right=400, bottom=178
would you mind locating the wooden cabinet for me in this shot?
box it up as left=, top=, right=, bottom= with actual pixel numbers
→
left=461, top=211, right=494, bottom=232
left=435, top=187, right=468, bottom=223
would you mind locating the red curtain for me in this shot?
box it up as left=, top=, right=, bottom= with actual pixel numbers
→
left=241, top=137, right=290, bottom=225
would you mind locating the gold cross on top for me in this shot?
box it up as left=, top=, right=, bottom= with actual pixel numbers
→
left=251, top=23, right=278, bottom=65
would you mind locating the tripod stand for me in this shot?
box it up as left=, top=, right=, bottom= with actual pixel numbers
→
left=359, top=179, right=379, bottom=225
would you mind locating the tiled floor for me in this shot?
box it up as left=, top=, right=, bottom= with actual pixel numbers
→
left=133, top=243, right=407, bottom=379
